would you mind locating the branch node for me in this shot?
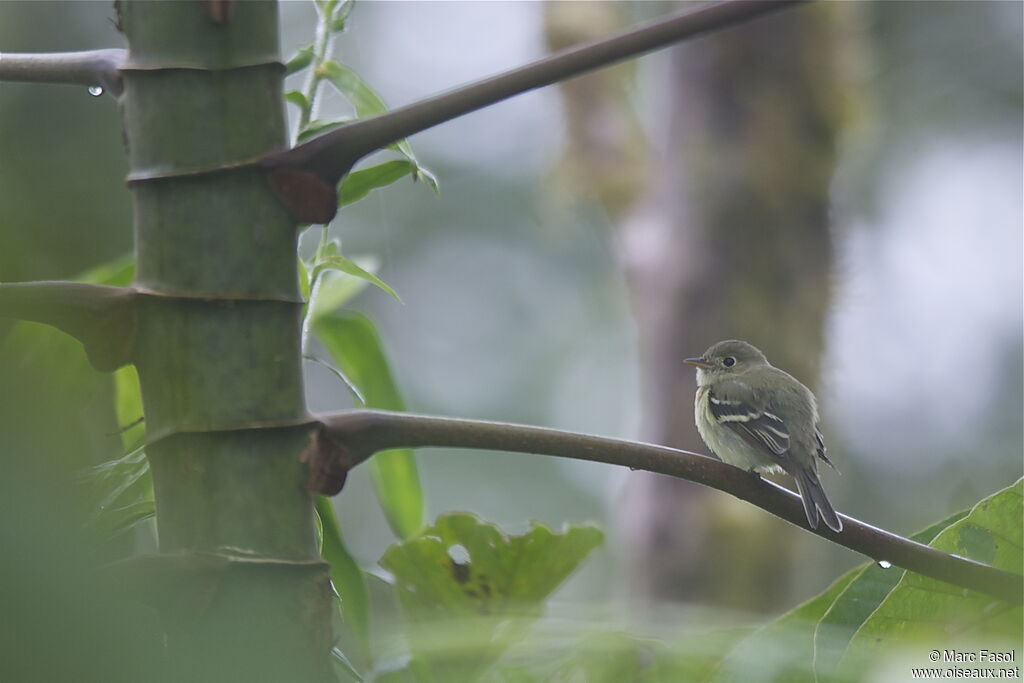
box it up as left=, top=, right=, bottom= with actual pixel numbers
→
left=301, top=422, right=353, bottom=495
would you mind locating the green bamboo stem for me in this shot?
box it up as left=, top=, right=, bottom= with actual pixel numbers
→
left=116, top=2, right=331, bottom=680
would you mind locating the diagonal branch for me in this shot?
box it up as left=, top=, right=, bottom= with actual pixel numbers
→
left=314, top=410, right=1023, bottom=605
left=0, top=49, right=126, bottom=96
left=259, top=0, right=806, bottom=223
left=0, top=281, right=137, bottom=371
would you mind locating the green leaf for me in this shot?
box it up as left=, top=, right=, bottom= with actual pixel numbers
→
left=339, top=160, right=415, bottom=207
left=297, top=117, right=352, bottom=143
left=328, top=0, right=355, bottom=33
left=314, top=312, right=423, bottom=539
left=318, top=60, right=389, bottom=119
left=113, top=365, right=146, bottom=450
left=309, top=267, right=373, bottom=322
left=316, top=61, right=438, bottom=190
left=379, top=512, right=604, bottom=682
left=841, top=479, right=1023, bottom=676
left=812, top=508, right=970, bottom=677
left=331, top=647, right=364, bottom=682
left=316, top=496, right=371, bottom=654
left=709, top=567, right=861, bottom=683
left=96, top=500, right=156, bottom=539
left=76, top=253, right=135, bottom=287
left=303, top=353, right=365, bottom=404
left=285, top=46, right=315, bottom=76
left=314, top=254, right=400, bottom=303
left=284, top=90, right=311, bottom=111
left=298, top=256, right=311, bottom=302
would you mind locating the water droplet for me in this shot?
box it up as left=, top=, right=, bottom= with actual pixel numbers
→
left=877, top=560, right=892, bottom=569
left=87, top=85, right=104, bottom=97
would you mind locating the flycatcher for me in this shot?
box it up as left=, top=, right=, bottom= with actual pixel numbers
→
left=684, top=339, right=842, bottom=532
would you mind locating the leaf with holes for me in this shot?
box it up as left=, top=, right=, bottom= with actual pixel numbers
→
left=379, top=512, right=603, bottom=682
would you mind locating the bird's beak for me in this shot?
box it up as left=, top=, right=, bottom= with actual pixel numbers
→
left=684, top=356, right=712, bottom=369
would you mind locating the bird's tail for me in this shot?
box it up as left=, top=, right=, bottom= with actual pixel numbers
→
left=793, top=469, right=843, bottom=533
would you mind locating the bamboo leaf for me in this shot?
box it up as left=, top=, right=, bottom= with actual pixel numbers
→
left=339, top=160, right=415, bottom=207
left=309, top=268, right=372, bottom=322
left=285, top=90, right=311, bottom=111
left=314, top=312, right=424, bottom=539
left=317, top=61, right=437, bottom=190
left=285, top=46, right=315, bottom=76
left=303, top=353, right=366, bottom=404
left=314, top=255, right=400, bottom=303
left=316, top=496, right=371, bottom=653
left=297, top=117, right=352, bottom=143
left=318, top=60, right=389, bottom=119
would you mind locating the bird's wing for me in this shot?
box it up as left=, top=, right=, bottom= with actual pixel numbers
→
left=815, top=427, right=838, bottom=471
left=707, top=379, right=791, bottom=458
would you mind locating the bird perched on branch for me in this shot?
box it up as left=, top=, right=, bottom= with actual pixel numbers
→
left=684, top=339, right=842, bottom=532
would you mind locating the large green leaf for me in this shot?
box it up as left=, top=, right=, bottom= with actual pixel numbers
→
left=812, top=508, right=970, bottom=677
left=841, top=479, right=1023, bottom=676
left=709, top=567, right=861, bottom=683
left=316, top=495, right=370, bottom=655
left=378, top=512, right=603, bottom=683
left=314, top=312, right=424, bottom=539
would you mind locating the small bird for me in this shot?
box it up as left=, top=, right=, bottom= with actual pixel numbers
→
left=684, top=339, right=842, bottom=532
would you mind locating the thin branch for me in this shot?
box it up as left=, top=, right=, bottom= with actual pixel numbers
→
left=259, top=0, right=806, bottom=223
left=0, top=281, right=137, bottom=371
left=317, top=410, right=1023, bottom=604
left=0, top=49, right=126, bottom=96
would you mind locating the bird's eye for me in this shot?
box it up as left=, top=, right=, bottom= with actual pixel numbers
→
left=723, top=357, right=736, bottom=368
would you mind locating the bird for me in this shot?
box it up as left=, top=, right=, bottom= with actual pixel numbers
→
left=684, top=339, right=842, bottom=532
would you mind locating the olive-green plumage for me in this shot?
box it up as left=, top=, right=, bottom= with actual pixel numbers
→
left=684, top=340, right=842, bottom=532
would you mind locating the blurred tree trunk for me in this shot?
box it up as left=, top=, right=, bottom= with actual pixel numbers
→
left=546, top=2, right=848, bottom=609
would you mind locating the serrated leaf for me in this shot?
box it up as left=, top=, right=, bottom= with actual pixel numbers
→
left=339, top=160, right=415, bottom=207
left=812, top=508, right=969, bottom=678
left=314, top=312, right=423, bottom=539
left=841, top=479, right=1023, bottom=676
left=316, top=496, right=370, bottom=655
left=285, top=90, right=311, bottom=111
left=315, top=254, right=400, bottom=303
left=379, top=512, right=603, bottom=683
left=285, top=46, right=315, bottom=76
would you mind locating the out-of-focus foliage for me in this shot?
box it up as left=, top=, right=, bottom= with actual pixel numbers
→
left=377, top=513, right=603, bottom=682
left=1, top=1, right=1020, bottom=681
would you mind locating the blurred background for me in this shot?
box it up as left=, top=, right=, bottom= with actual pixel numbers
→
left=1, top=0, right=1020, bottom=653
